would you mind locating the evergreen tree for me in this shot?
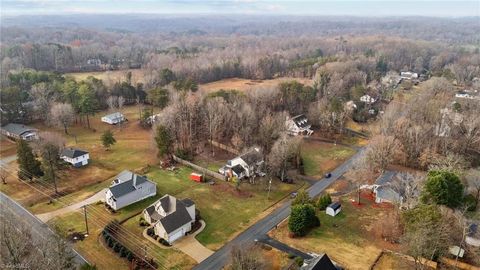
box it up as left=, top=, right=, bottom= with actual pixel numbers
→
left=317, top=194, right=332, bottom=210
left=421, top=170, right=464, bottom=208
left=78, top=83, right=97, bottom=129
left=40, top=142, right=61, bottom=194
left=154, top=125, right=173, bottom=158
left=288, top=204, right=320, bottom=237
left=101, top=130, right=116, bottom=150
left=16, top=140, right=43, bottom=180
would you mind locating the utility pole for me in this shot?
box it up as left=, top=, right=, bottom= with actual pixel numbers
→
left=267, top=177, right=272, bottom=200
left=83, top=205, right=89, bottom=235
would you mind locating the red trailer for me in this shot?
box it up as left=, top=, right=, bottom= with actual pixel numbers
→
left=190, top=173, right=203, bottom=182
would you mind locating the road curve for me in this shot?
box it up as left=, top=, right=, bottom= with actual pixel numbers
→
left=193, top=148, right=365, bottom=270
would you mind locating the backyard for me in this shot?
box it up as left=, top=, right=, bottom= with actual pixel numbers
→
left=269, top=193, right=401, bottom=270
left=300, top=141, right=356, bottom=178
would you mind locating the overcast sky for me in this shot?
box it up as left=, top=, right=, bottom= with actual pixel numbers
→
left=1, top=0, right=479, bottom=17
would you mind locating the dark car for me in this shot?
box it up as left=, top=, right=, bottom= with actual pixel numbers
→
left=281, top=177, right=294, bottom=184
left=325, top=173, right=332, bottom=178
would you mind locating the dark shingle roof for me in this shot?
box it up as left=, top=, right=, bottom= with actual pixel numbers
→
left=375, top=171, right=397, bottom=185
left=231, top=164, right=245, bottom=175
left=327, top=202, right=341, bottom=211
left=239, top=148, right=263, bottom=165
left=301, top=254, right=337, bottom=270
left=181, top=198, right=195, bottom=207
left=61, top=148, right=88, bottom=158
left=109, top=171, right=151, bottom=198
left=291, top=114, right=310, bottom=129
left=1, top=123, right=37, bottom=136
left=159, top=205, right=192, bottom=233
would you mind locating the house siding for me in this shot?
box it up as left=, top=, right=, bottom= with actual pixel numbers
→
left=106, top=182, right=156, bottom=210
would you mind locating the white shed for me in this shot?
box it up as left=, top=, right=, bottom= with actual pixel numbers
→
left=326, top=202, right=341, bottom=217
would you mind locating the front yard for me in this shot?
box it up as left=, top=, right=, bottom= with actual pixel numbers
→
left=269, top=193, right=401, bottom=270
left=301, top=141, right=356, bottom=178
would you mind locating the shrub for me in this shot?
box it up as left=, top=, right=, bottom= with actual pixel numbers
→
left=107, top=237, right=114, bottom=248
left=120, top=247, right=128, bottom=257
left=295, top=257, right=304, bottom=266
left=317, top=194, right=332, bottom=210
left=126, top=251, right=134, bottom=262
left=175, top=148, right=193, bottom=161
left=113, top=242, right=122, bottom=253
left=288, top=204, right=320, bottom=237
left=464, top=194, right=477, bottom=211
left=147, top=227, right=155, bottom=236
left=288, top=253, right=295, bottom=259
left=292, top=190, right=311, bottom=206
left=159, top=238, right=171, bottom=246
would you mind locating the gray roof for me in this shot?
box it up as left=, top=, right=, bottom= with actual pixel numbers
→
left=61, top=148, right=88, bottom=158
left=239, top=148, right=263, bottom=165
left=292, top=114, right=310, bottom=129
left=181, top=198, right=194, bottom=207
left=231, top=164, right=245, bottom=175
left=375, top=171, right=397, bottom=185
left=376, top=186, right=402, bottom=203
left=103, top=112, right=124, bottom=121
left=301, top=254, right=337, bottom=270
left=327, top=202, right=341, bottom=211
left=1, top=123, right=37, bottom=136
left=108, top=171, right=152, bottom=198
left=159, top=206, right=193, bottom=234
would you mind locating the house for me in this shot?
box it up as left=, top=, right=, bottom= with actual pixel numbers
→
left=219, top=148, right=264, bottom=179
left=448, top=246, right=465, bottom=258
left=87, top=58, right=102, bottom=66
left=370, top=171, right=405, bottom=205
left=301, top=253, right=337, bottom=270
left=286, top=114, right=313, bottom=136
left=101, top=112, right=125, bottom=125
left=60, top=148, right=89, bottom=167
left=326, top=202, right=342, bottom=217
left=344, top=100, right=357, bottom=111
left=400, top=71, right=419, bottom=80
left=455, top=90, right=480, bottom=100
left=0, top=123, right=38, bottom=141
left=466, top=223, right=480, bottom=247
left=359, top=94, right=377, bottom=104
left=105, top=170, right=156, bottom=210
left=143, top=194, right=195, bottom=244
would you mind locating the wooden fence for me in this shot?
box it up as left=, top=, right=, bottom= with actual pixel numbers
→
left=172, top=155, right=226, bottom=181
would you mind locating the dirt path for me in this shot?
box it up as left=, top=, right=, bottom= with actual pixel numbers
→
left=36, top=188, right=107, bottom=222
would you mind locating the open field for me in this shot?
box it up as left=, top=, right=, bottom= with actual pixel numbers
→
left=301, top=141, right=356, bottom=178
left=199, top=77, right=313, bottom=93
left=269, top=193, right=401, bottom=270
left=373, top=252, right=417, bottom=270
left=65, top=69, right=146, bottom=85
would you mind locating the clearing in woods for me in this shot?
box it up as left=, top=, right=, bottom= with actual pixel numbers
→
left=199, top=77, right=313, bottom=93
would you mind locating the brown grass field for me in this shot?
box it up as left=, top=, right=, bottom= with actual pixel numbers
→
left=65, top=69, right=146, bottom=85
left=199, top=77, right=313, bottom=93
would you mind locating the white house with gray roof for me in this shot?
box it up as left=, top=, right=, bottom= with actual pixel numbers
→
left=286, top=114, right=313, bottom=136
left=105, top=170, right=156, bottom=210
left=60, top=148, right=89, bottom=167
left=0, top=123, right=38, bottom=141
left=219, top=148, right=264, bottom=179
left=143, top=194, right=195, bottom=244
left=101, top=112, right=125, bottom=125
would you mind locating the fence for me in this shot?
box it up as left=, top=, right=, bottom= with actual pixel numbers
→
left=172, top=155, right=226, bottom=181
left=208, top=140, right=240, bottom=155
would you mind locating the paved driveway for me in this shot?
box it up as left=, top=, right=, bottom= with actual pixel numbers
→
left=36, top=188, right=107, bottom=222
left=173, top=220, right=214, bottom=263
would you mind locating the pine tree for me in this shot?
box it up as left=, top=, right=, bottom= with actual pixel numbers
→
left=154, top=125, right=172, bottom=158
left=40, top=142, right=61, bottom=194
left=16, top=140, right=43, bottom=180
left=101, top=130, right=116, bottom=150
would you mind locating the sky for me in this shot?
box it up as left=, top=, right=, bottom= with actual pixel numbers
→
left=1, top=0, right=479, bottom=17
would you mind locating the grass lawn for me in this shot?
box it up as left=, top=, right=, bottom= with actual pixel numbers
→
left=301, top=141, right=356, bottom=178
left=198, top=77, right=313, bottom=94
left=0, top=135, right=16, bottom=158
left=269, top=194, right=399, bottom=270
left=373, top=252, right=416, bottom=270
left=66, top=69, right=146, bottom=86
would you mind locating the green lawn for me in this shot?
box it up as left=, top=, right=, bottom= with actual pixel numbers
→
left=301, top=141, right=356, bottom=177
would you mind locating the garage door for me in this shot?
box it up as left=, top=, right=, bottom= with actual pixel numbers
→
left=169, top=228, right=184, bottom=243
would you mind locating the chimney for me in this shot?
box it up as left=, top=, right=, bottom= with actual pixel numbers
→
left=132, top=174, right=137, bottom=187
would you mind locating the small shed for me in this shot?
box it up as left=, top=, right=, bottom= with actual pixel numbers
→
left=190, top=173, right=203, bottom=182
left=326, top=202, right=341, bottom=217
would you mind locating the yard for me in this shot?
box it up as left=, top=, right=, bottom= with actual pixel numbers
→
left=269, top=193, right=402, bottom=270
left=0, top=135, right=17, bottom=158
left=66, top=69, right=146, bottom=86
left=300, top=141, right=356, bottom=178
left=2, top=105, right=157, bottom=208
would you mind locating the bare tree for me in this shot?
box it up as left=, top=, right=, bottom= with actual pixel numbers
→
left=30, top=82, right=57, bottom=121
left=465, top=168, right=480, bottom=206
left=365, top=135, right=402, bottom=172
left=267, top=134, right=302, bottom=181
left=204, top=97, right=228, bottom=156
left=228, top=245, right=265, bottom=270
left=50, top=103, right=75, bottom=134
left=392, top=172, right=424, bottom=210
left=117, top=96, right=125, bottom=111
left=0, top=168, right=7, bottom=184
left=428, top=152, right=468, bottom=175
left=106, top=96, right=117, bottom=112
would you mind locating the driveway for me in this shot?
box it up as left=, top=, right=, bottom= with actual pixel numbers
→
left=36, top=188, right=107, bottom=222
left=256, top=235, right=312, bottom=260
left=173, top=220, right=214, bottom=263
left=0, top=154, right=17, bottom=166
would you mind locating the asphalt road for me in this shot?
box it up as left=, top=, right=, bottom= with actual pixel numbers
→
left=256, top=235, right=312, bottom=260
left=194, top=148, right=366, bottom=270
left=0, top=191, right=89, bottom=267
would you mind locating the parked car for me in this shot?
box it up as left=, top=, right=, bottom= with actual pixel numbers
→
left=290, top=192, right=298, bottom=198
left=281, top=176, right=294, bottom=184
left=325, top=173, right=332, bottom=178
